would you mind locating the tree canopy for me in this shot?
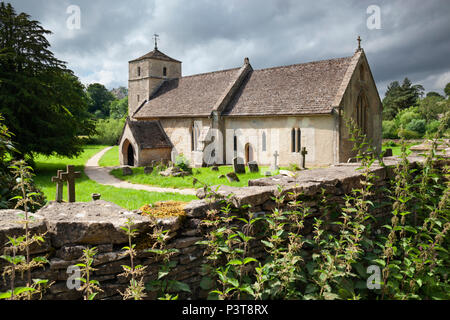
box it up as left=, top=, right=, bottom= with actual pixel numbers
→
left=382, top=78, right=424, bottom=120
left=0, top=3, right=94, bottom=159
left=86, top=83, right=116, bottom=118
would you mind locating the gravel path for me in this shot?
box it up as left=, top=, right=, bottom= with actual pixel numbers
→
left=84, top=147, right=197, bottom=196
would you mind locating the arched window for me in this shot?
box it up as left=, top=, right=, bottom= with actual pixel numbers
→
left=191, top=124, right=195, bottom=151
left=356, top=93, right=368, bottom=134
left=137, top=66, right=141, bottom=77
left=233, top=135, right=237, bottom=152
left=296, top=129, right=301, bottom=153
left=163, top=67, right=167, bottom=77
left=291, top=129, right=296, bottom=153
left=262, top=131, right=267, bottom=152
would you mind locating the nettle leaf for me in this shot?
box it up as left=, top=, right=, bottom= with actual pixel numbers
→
left=227, top=259, right=243, bottom=266
left=243, top=257, right=258, bottom=265
left=200, top=277, right=214, bottom=290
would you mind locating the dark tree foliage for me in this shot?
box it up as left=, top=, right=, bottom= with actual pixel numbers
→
left=0, top=3, right=94, bottom=159
left=86, top=83, right=115, bottom=118
left=382, top=78, right=424, bottom=120
left=445, top=82, right=450, bottom=98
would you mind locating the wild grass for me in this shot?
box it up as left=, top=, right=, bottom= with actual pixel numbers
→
left=98, top=145, right=119, bottom=167
left=32, top=145, right=197, bottom=210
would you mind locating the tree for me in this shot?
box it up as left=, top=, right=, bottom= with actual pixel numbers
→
left=426, top=91, right=443, bottom=98
left=86, top=83, right=115, bottom=118
left=445, top=82, right=450, bottom=98
left=109, top=96, right=128, bottom=119
left=0, top=3, right=95, bottom=159
left=382, top=78, right=424, bottom=120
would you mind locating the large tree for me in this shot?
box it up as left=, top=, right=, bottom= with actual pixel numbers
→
left=382, top=78, right=424, bottom=120
left=0, top=3, right=94, bottom=159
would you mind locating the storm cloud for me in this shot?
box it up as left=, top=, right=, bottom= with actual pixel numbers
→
left=7, top=0, right=450, bottom=97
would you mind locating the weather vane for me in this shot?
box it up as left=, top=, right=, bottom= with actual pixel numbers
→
left=153, top=33, right=159, bottom=50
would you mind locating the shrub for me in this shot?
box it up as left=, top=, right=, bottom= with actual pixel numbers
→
left=405, top=119, right=426, bottom=135
left=382, top=120, right=398, bottom=139
left=175, top=154, right=191, bottom=173
left=89, top=118, right=125, bottom=145
left=398, top=128, right=421, bottom=139
left=397, top=109, right=422, bottom=128
left=382, top=140, right=397, bottom=148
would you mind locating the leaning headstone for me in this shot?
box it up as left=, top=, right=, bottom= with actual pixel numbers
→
left=226, top=172, right=240, bottom=182
left=122, top=166, right=133, bottom=176
left=144, top=166, right=153, bottom=174
left=60, top=165, right=81, bottom=203
left=384, top=148, right=393, bottom=157
left=91, top=193, right=101, bottom=201
left=233, top=157, right=245, bottom=174
left=248, top=161, right=259, bottom=173
left=211, top=165, right=219, bottom=171
left=51, top=170, right=64, bottom=203
left=218, top=174, right=225, bottom=179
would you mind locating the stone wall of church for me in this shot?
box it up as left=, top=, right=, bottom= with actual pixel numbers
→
left=339, top=53, right=382, bottom=162
left=140, top=147, right=172, bottom=165
left=224, top=115, right=336, bottom=166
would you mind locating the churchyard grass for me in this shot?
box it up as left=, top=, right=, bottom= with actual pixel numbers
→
left=33, top=145, right=197, bottom=210
left=382, top=140, right=420, bottom=156
left=110, top=165, right=280, bottom=189
left=98, top=145, right=120, bottom=167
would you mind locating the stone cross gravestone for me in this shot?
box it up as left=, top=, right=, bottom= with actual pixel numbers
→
left=270, top=151, right=279, bottom=172
left=60, top=165, right=81, bottom=203
left=248, top=161, right=259, bottom=173
left=51, top=170, right=64, bottom=203
left=233, top=157, right=246, bottom=174
left=301, top=147, right=308, bottom=169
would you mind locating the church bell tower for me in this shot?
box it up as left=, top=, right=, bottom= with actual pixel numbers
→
left=128, top=34, right=182, bottom=117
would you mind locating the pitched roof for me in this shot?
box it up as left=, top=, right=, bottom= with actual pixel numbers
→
left=130, top=48, right=181, bottom=63
left=134, top=67, right=242, bottom=118
left=222, top=56, right=354, bottom=116
left=122, top=119, right=172, bottom=149
left=133, top=52, right=360, bottom=118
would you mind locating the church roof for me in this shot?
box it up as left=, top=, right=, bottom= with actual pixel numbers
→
left=222, top=56, right=354, bottom=116
left=121, top=119, right=173, bottom=149
left=129, top=48, right=181, bottom=63
left=133, top=52, right=360, bottom=119
left=134, top=67, right=242, bottom=118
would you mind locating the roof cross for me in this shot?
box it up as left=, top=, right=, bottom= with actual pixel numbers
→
left=153, top=33, right=159, bottom=50
left=357, top=35, right=362, bottom=51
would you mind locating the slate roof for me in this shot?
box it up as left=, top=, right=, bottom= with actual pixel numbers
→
left=122, top=119, right=173, bottom=149
left=133, top=53, right=358, bottom=119
left=223, top=56, right=353, bottom=116
left=134, top=67, right=242, bottom=118
left=130, top=48, right=181, bottom=63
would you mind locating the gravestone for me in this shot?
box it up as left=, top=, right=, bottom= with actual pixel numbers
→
left=211, top=165, right=219, bottom=171
left=233, top=157, right=245, bottom=174
left=91, top=193, right=101, bottom=201
left=269, top=151, right=279, bottom=172
left=248, top=161, right=259, bottom=173
left=301, top=147, right=308, bottom=169
left=122, top=166, right=133, bottom=176
left=60, top=165, right=81, bottom=203
left=384, top=148, right=393, bottom=157
left=51, top=170, right=64, bottom=203
left=218, top=174, right=225, bottom=179
left=144, top=166, right=153, bottom=174
left=151, top=160, right=157, bottom=167
left=226, top=172, right=240, bottom=182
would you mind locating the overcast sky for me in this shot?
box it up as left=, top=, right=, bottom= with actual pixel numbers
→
left=7, top=0, right=450, bottom=97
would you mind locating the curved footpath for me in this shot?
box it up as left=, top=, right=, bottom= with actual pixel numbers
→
left=84, top=147, right=197, bottom=196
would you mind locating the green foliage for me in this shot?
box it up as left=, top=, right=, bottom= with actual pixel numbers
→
left=425, top=120, right=441, bottom=135
left=109, top=96, right=128, bottom=119
left=444, top=82, right=450, bottom=98
left=73, top=247, right=103, bottom=300
left=405, top=119, right=426, bottom=135
left=89, top=118, right=126, bottom=145
left=86, top=83, right=115, bottom=118
left=175, top=153, right=191, bottom=173
left=382, top=78, right=424, bottom=120
left=382, top=120, right=398, bottom=139
left=0, top=3, right=95, bottom=159
left=398, top=128, right=421, bottom=139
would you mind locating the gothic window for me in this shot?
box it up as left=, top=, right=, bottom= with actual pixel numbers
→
left=291, top=129, right=296, bottom=153
left=233, top=135, right=237, bottom=152
left=191, top=124, right=195, bottom=151
left=163, top=67, right=167, bottom=77
left=262, top=131, right=267, bottom=152
left=137, top=66, right=141, bottom=77
left=296, top=129, right=301, bottom=153
left=356, top=93, right=368, bottom=135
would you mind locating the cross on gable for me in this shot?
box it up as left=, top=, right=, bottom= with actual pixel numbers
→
left=153, top=33, right=159, bottom=50
left=60, top=165, right=81, bottom=203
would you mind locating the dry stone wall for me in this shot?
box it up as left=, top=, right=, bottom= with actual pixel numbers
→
left=0, top=155, right=447, bottom=300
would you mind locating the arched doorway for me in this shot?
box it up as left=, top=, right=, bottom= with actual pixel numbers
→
left=245, top=143, right=253, bottom=164
left=127, top=144, right=134, bottom=166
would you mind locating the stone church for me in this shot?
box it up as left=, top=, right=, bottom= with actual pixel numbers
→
left=119, top=39, right=382, bottom=168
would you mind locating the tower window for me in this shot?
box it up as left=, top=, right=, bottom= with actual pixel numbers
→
left=291, top=129, right=296, bottom=153
left=163, top=67, right=167, bottom=77
left=233, top=135, right=237, bottom=152
left=137, top=66, right=141, bottom=77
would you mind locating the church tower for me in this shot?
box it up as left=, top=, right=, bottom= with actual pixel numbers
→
left=128, top=35, right=182, bottom=117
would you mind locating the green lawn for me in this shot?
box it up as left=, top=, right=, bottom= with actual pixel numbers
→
left=382, top=141, right=420, bottom=156
left=33, top=145, right=197, bottom=210
left=98, top=145, right=120, bottom=167
left=110, top=165, right=280, bottom=189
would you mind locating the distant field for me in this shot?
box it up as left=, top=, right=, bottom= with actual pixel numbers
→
left=33, top=145, right=197, bottom=210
